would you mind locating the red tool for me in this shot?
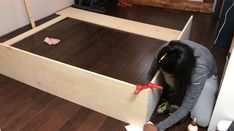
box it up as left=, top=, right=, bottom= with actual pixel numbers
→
left=117, top=2, right=133, bottom=7
left=134, top=82, right=163, bottom=95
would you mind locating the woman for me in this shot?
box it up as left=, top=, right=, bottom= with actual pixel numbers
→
left=143, top=40, right=218, bottom=131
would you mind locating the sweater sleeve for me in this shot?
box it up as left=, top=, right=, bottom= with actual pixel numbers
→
left=156, top=65, right=210, bottom=131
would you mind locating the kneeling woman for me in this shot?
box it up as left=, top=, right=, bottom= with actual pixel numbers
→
left=143, top=40, right=218, bottom=131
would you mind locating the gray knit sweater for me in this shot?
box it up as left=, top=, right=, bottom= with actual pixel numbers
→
left=146, top=40, right=217, bottom=131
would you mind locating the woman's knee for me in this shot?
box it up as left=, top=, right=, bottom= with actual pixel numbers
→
left=195, top=116, right=210, bottom=127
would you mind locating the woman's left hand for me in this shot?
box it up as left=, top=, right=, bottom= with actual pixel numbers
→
left=143, top=124, right=158, bottom=131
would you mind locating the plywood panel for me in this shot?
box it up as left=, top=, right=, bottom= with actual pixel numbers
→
left=56, top=7, right=181, bottom=41
left=24, top=0, right=36, bottom=28
left=0, top=44, right=160, bottom=126
left=3, top=15, right=67, bottom=46
left=177, top=16, right=193, bottom=40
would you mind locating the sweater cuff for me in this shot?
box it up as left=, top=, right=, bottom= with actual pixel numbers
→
left=157, top=123, right=165, bottom=131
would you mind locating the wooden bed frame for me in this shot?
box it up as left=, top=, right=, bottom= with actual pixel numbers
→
left=0, top=7, right=193, bottom=127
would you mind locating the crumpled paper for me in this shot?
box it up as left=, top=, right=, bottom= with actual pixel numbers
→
left=44, top=37, right=60, bottom=45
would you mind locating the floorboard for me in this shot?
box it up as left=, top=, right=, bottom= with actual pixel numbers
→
left=12, top=18, right=164, bottom=84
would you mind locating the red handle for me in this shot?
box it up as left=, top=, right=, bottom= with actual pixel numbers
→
left=134, top=82, right=163, bottom=95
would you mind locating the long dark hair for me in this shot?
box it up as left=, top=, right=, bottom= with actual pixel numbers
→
left=157, top=41, right=196, bottom=105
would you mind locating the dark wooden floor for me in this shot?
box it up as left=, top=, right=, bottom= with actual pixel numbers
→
left=0, top=5, right=228, bottom=131
left=11, top=18, right=165, bottom=84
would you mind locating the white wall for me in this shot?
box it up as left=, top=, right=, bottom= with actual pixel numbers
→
left=0, top=0, right=74, bottom=37
left=208, top=37, right=234, bottom=130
